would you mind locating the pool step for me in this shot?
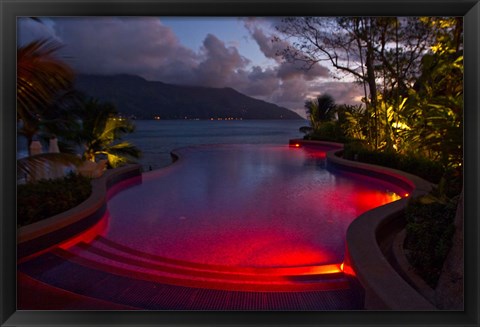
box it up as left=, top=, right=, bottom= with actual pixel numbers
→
left=56, top=238, right=350, bottom=292
left=94, top=236, right=344, bottom=277
left=18, top=251, right=364, bottom=310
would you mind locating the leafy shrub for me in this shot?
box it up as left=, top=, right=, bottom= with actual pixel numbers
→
left=342, top=141, right=445, bottom=184
left=399, top=155, right=444, bottom=184
left=440, top=167, right=463, bottom=199
left=305, top=121, right=347, bottom=142
left=404, top=196, right=458, bottom=288
left=17, top=173, right=92, bottom=227
left=299, top=126, right=313, bottom=134
left=342, top=140, right=371, bottom=160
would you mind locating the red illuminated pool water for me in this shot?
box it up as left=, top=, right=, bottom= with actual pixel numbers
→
left=82, top=144, right=404, bottom=269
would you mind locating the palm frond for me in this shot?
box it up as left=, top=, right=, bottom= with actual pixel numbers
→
left=77, top=97, right=141, bottom=166
left=99, top=118, right=135, bottom=143
left=107, top=142, right=142, bottom=159
left=17, top=38, right=75, bottom=124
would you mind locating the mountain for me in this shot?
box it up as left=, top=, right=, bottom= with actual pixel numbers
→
left=74, top=74, right=303, bottom=120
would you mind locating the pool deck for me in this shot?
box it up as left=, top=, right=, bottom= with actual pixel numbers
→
left=17, top=141, right=435, bottom=310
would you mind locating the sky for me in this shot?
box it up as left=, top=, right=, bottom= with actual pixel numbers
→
left=17, top=17, right=364, bottom=117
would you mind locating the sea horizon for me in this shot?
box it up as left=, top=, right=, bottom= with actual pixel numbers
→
left=17, top=119, right=308, bottom=171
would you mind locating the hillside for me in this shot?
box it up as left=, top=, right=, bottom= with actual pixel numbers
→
left=74, top=74, right=302, bottom=120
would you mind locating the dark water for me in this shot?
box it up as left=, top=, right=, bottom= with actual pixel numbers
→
left=102, top=144, right=401, bottom=267
left=125, top=120, right=307, bottom=170
left=17, top=119, right=307, bottom=170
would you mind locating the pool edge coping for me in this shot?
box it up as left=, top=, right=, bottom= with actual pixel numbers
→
left=290, top=139, right=436, bottom=310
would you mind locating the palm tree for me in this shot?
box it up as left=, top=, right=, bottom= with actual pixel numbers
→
left=305, top=94, right=336, bottom=131
left=17, top=38, right=82, bottom=181
left=77, top=98, right=141, bottom=167
left=17, top=38, right=75, bottom=146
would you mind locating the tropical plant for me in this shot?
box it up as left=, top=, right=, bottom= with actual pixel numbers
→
left=304, top=94, right=336, bottom=132
left=76, top=97, right=141, bottom=167
left=401, top=19, right=463, bottom=290
left=338, top=104, right=369, bottom=143
left=404, top=195, right=458, bottom=288
left=17, top=38, right=75, bottom=146
left=17, top=38, right=85, bottom=181
left=402, top=17, right=463, bottom=170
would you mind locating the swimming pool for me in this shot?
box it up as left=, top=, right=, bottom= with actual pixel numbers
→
left=70, top=144, right=404, bottom=270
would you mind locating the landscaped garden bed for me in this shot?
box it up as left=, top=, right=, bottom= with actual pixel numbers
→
left=17, top=173, right=92, bottom=227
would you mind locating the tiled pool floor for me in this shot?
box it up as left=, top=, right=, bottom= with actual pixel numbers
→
left=101, top=144, right=403, bottom=268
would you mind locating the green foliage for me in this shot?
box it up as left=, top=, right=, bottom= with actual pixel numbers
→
left=305, top=121, right=347, bottom=142
left=404, top=196, right=458, bottom=288
left=17, top=173, right=92, bottom=227
left=397, top=155, right=444, bottom=184
left=405, top=57, right=462, bottom=170
left=403, top=17, right=462, bottom=171
left=77, top=97, right=141, bottom=167
left=17, top=39, right=86, bottom=178
left=292, top=17, right=463, bottom=181
left=341, top=140, right=371, bottom=158
left=343, top=141, right=445, bottom=184
left=305, top=94, right=336, bottom=132
left=299, top=126, right=313, bottom=134
left=337, top=104, right=368, bottom=141
left=17, top=38, right=75, bottom=139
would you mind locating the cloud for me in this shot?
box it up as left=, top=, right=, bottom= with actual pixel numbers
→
left=244, top=22, right=330, bottom=81
left=51, top=17, right=199, bottom=78
left=276, top=60, right=330, bottom=81
left=193, top=34, right=250, bottom=87
left=242, top=66, right=280, bottom=96
left=17, top=17, right=362, bottom=115
left=306, top=81, right=365, bottom=106
left=247, top=25, right=284, bottom=61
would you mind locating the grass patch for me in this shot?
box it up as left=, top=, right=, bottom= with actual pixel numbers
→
left=18, top=173, right=92, bottom=227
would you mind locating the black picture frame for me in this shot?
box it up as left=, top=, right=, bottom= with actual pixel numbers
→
left=2, top=0, right=479, bottom=326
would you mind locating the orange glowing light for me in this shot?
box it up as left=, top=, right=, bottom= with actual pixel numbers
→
left=405, top=193, right=409, bottom=197
left=295, top=143, right=300, bottom=147
left=306, top=264, right=342, bottom=275
left=340, top=261, right=357, bottom=276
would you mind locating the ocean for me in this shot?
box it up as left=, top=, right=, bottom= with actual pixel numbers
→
left=125, top=119, right=307, bottom=170
left=17, top=119, right=308, bottom=171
